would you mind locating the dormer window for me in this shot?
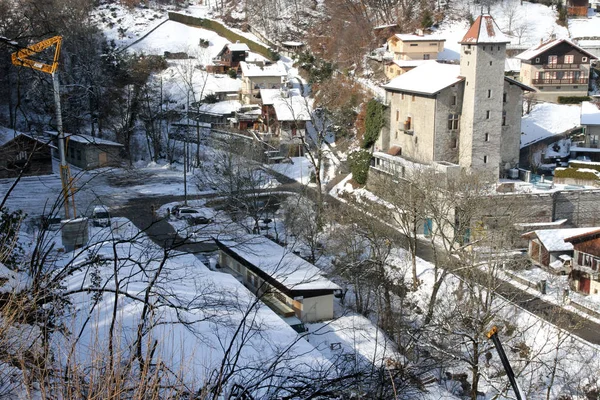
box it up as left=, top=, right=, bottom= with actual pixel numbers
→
left=535, top=57, right=540, bottom=63
left=583, top=57, right=588, bottom=62
left=548, top=55, right=558, bottom=65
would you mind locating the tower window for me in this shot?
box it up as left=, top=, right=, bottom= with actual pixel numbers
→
left=483, top=46, right=486, bottom=50
left=503, top=92, right=507, bottom=103
left=486, top=110, right=491, bottom=119
left=412, top=95, right=416, bottom=102
left=448, top=114, right=460, bottom=130
left=497, top=46, right=500, bottom=50
left=396, top=110, right=399, bottom=121
left=483, top=155, right=488, bottom=164
left=401, top=93, right=405, bottom=100
left=451, top=138, right=458, bottom=149
left=487, top=90, right=492, bottom=98
left=490, top=61, right=493, bottom=66
left=485, top=133, right=489, bottom=142
left=452, top=95, right=457, bottom=106
left=502, top=111, right=507, bottom=126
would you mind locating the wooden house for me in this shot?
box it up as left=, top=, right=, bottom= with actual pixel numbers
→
left=209, top=42, right=250, bottom=74
left=565, top=229, right=600, bottom=295
left=0, top=133, right=54, bottom=179
left=516, top=37, right=596, bottom=102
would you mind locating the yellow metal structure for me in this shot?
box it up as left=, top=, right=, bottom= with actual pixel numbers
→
left=10, top=36, right=77, bottom=219
left=11, top=36, right=62, bottom=74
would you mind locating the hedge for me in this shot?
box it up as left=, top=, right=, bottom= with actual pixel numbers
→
left=569, top=161, right=600, bottom=173
left=348, top=149, right=372, bottom=185
left=363, top=99, right=385, bottom=149
left=554, top=167, right=600, bottom=181
left=168, top=12, right=272, bottom=59
left=557, top=96, right=590, bottom=104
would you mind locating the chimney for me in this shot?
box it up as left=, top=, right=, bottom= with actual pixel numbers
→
left=416, top=28, right=424, bottom=36
left=550, top=33, right=557, bottom=40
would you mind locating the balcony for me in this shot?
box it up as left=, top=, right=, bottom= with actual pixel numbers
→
left=543, top=63, right=582, bottom=69
left=532, top=78, right=588, bottom=85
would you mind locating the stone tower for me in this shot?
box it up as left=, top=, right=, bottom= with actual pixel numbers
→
left=459, top=15, right=509, bottom=180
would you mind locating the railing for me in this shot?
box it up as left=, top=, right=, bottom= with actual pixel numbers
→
left=543, top=63, right=581, bottom=69
left=532, top=78, right=588, bottom=85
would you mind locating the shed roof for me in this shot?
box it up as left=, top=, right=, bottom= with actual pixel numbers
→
left=383, top=62, right=463, bottom=95
left=581, top=101, right=600, bottom=125
left=389, top=33, right=445, bottom=42
left=45, top=131, right=124, bottom=147
left=522, top=227, right=600, bottom=252
left=460, top=15, right=510, bottom=44
left=227, top=42, right=250, bottom=52
left=240, top=61, right=287, bottom=78
left=215, top=236, right=340, bottom=293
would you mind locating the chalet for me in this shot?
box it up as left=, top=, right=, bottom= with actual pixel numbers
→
left=215, top=236, right=340, bottom=322
left=567, top=0, right=589, bottom=16
left=240, top=61, right=287, bottom=105
left=376, top=15, right=534, bottom=180
left=0, top=133, right=55, bottom=179
left=564, top=229, right=600, bottom=295
left=46, top=131, right=123, bottom=170
left=208, top=42, right=250, bottom=74
left=259, top=88, right=311, bottom=155
left=516, top=38, right=596, bottom=102
left=385, top=33, right=445, bottom=79
left=521, top=227, right=599, bottom=274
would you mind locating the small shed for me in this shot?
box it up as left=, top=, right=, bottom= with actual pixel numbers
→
left=0, top=132, right=55, bottom=178
left=564, top=229, right=600, bottom=295
left=215, top=236, right=340, bottom=322
left=45, top=131, right=124, bottom=170
left=280, top=41, right=305, bottom=58
left=522, top=227, right=600, bottom=273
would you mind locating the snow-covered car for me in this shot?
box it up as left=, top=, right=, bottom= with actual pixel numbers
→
left=91, top=206, right=111, bottom=227
left=176, top=207, right=213, bottom=224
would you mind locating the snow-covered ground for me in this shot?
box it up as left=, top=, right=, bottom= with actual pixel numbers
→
left=521, top=103, right=581, bottom=148
left=434, top=0, right=568, bottom=61
left=569, top=9, right=600, bottom=39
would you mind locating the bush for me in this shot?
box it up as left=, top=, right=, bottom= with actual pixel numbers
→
left=421, top=9, right=433, bottom=29
left=227, top=68, right=237, bottom=79
left=267, top=48, right=281, bottom=62
left=348, top=149, right=372, bottom=185
left=557, top=96, right=590, bottom=104
left=569, top=161, right=600, bottom=172
left=554, top=167, right=600, bottom=181
left=363, top=99, right=385, bottom=149
left=203, top=93, right=219, bottom=104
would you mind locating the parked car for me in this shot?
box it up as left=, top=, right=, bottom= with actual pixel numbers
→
left=176, top=206, right=214, bottom=224
left=91, top=205, right=111, bottom=227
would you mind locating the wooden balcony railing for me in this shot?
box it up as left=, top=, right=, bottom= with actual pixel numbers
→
left=543, top=63, right=582, bottom=69
left=532, top=78, right=588, bottom=85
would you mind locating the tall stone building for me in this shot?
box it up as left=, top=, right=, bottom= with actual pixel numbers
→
left=376, top=15, right=533, bottom=179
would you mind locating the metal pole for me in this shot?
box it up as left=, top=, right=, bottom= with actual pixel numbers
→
left=53, top=72, right=72, bottom=219
left=184, top=91, right=189, bottom=206
left=487, top=327, right=523, bottom=400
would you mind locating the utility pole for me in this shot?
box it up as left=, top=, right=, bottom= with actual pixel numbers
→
left=10, top=36, right=76, bottom=219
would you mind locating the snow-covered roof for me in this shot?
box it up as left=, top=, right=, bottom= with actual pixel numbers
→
left=520, top=103, right=581, bottom=148
left=581, top=101, right=600, bottom=125
left=389, top=33, right=445, bottom=42
left=45, top=131, right=124, bottom=147
left=505, top=58, right=521, bottom=72
left=216, top=236, right=340, bottom=293
left=196, top=100, right=241, bottom=115
left=227, top=42, right=250, bottom=52
left=516, top=38, right=597, bottom=61
left=460, top=15, right=509, bottom=44
left=392, top=59, right=436, bottom=68
left=240, top=61, right=287, bottom=78
left=382, top=62, right=463, bottom=95
left=260, top=89, right=312, bottom=121
left=0, top=127, right=22, bottom=146
left=523, top=227, right=600, bottom=252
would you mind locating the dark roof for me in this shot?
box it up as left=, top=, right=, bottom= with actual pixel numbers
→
left=460, top=15, right=510, bottom=44
left=504, top=76, right=535, bottom=92
left=1, top=133, right=57, bottom=150
left=564, top=228, right=600, bottom=244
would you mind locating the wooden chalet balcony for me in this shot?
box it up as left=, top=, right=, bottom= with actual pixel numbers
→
left=543, top=63, right=582, bottom=69
left=532, top=78, right=588, bottom=85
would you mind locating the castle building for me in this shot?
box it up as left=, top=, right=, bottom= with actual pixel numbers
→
left=376, top=15, right=533, bottom=179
